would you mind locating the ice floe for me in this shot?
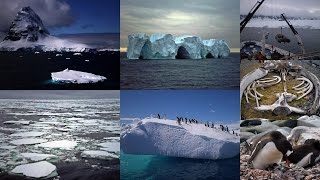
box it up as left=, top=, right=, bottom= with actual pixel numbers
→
left=11, top=161, right=57, bottom=178
left=20, top=153, right=57, bottom=161
left=9, top=131, right=46, bottom=137
left=10, top=138, right=47, bottom=145
left=81, top=150, right=118, bottom=159
left=37, top=140, right=77, bottom=149
left=98, top=141, right=119, bottom=154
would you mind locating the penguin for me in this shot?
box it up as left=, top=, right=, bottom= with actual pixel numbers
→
left=157, top=114, right=160, bottom=119
left=248, top=131, right=293, bottom=170
left=287, top=139, right=320, bottom=168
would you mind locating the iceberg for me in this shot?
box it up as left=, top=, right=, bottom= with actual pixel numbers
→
left=11, top=161, right=57, bottom=178
left=127, top=33, right=230, bottom=59
left=121, top=118, right=239, bottom=160
left=51, top=69, right=106, bottom=84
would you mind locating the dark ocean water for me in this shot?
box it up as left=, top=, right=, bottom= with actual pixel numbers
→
left=0, top=51, right=119, bottom=89
left=121, top=152, right=240, bottom=180
left=120, top=53, right=240, bottom=89
left=241, top=27, right=320, bottom=54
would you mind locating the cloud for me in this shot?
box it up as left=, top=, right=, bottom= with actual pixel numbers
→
left=209, top=109, right=215, bottom=113
left=0, top=0, right=74, bottom=32
left=120, top=0, right=240, bottom=48
left=240, top=0, right=320, bottom=18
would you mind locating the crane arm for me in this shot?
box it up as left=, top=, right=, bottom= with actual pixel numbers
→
left=280, top=13, right=305, bottom=54
left=240, top=0, right=266, bottom=33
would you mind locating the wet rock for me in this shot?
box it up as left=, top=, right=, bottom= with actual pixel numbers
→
left=241, top=120, right=279, bottom=134
left=272, top=120, right=297, bottom=128
left=297, top=115, right=320, bottom=127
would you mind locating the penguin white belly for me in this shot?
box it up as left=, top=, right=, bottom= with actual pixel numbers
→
left=296, top=152, right=313, bottom=167
left=252, top=142, right=283, bottom=169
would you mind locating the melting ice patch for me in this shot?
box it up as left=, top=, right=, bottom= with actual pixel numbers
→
left=51, top=69, right=106, bottom=84
left=11, top=161, right=57, bottom=178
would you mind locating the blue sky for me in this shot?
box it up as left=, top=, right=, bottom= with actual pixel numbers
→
left=51, top=0, right=120, bottom=35
left=121, top=90, right=239, bottom=123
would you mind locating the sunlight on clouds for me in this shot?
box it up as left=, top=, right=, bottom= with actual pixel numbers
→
left=165, top=12, right=197, bottom=22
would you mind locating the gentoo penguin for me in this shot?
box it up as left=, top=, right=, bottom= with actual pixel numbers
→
left=287, top=139, right=320, bottom=168
left=248, top=131, right=293, bottom=170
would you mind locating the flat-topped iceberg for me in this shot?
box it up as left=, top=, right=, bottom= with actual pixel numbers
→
left=127, top=33, right=230, bottom=59
left=51, top=69, right=106, bottom=84
left=121, top=118, right=239, bottom=160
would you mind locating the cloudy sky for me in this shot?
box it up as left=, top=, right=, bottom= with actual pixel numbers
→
left=240, top=0, right=320, bottom=18
left=0, top=0, right=119, bottom=37
left=121, top=0, right=240, bottom=51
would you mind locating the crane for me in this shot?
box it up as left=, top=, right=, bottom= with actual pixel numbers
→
left=240, top=0, right=266, bottom=33
left=280, top=13, right=305, bottom=54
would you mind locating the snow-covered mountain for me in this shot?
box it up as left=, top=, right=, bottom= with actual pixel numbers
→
left=0, top=7, right=89, bottom=52
left=121, top=117, right=239, bottom=160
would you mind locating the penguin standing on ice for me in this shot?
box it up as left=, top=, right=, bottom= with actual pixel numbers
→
left=286, top=139, right=320, bottom=168
left=248, top=131, right=293, bottom=170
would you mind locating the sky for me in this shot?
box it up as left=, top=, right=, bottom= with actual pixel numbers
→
left=120, top=0, right=240, bottom=51
left=120, top=90, right=239, bottom=123
left=240, top=0, right=320, bottom=18
left=0, top=0, right=120, bottom=36
left=0, top=90, right=119, bottom=99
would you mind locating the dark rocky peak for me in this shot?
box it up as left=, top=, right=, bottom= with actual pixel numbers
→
left=4, top=6, right=50, bottom=42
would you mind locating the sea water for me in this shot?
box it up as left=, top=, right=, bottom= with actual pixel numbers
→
left=121, top=53, right=240, bottom=89
left=121, top=151, right=239, bottom=180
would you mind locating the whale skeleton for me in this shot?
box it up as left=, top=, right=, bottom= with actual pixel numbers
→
left=293, top=76, right=314, bottom=100
left=244, top=76, right=281, bottom=104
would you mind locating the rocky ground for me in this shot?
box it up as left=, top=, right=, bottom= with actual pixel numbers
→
left=240, top=143, right=320, bottom=180
left=240, top=117, right=320, bottom=180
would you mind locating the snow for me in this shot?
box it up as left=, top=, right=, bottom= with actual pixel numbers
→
left=9, top=131, right=46, bottom=137
left=51, top=69, right=106, bottom=84
left=0, top=36, right=89, bottom=52
left=81, top=150, right=118, bottom=159
left=11, top=161, right=56, bottom=178
left=37, top=140, right=77, bottom=150
left=121, top=118, right=239, bottom=160
left=4, top=121, right=30, bottom=125
left=10, top=138, right=47, bottom=145
left=20, top=153, right=57, bottom=161
left=73, top=53, right=82, bottom=56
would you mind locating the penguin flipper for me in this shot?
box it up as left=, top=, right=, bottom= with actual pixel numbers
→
left=248, top=139, right=270, bottom=164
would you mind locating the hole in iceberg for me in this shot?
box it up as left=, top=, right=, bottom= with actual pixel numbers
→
left=206, top=53, right=214, bottom=58
left=175, top=46, right=190, bottom=59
